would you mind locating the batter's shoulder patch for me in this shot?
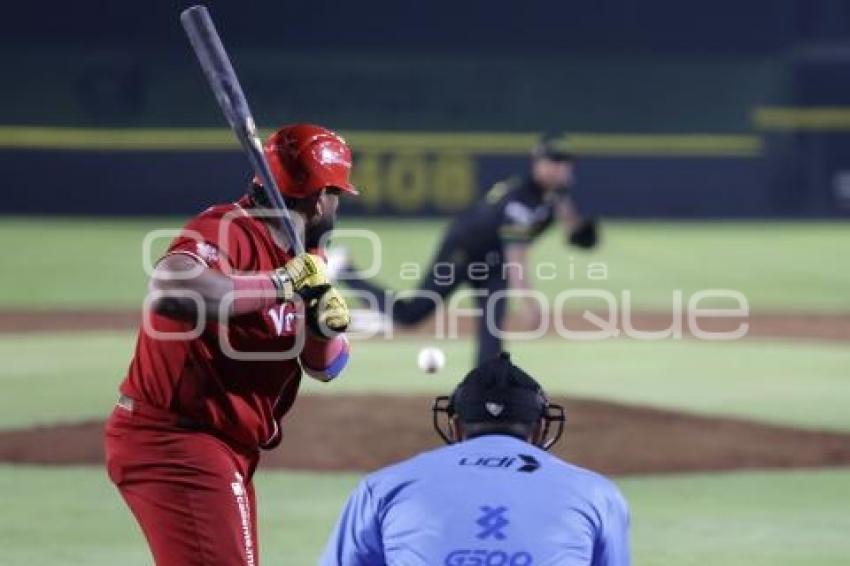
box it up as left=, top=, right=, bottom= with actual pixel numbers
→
left=485, top=176, right=522, bottom=204
left=195, top=241, right=221, bottom=265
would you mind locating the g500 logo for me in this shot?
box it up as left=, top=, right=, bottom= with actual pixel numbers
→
left=444, top=549, right=533, bottom=566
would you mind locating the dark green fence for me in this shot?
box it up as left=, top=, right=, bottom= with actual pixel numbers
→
left=2, top=50, right=785, bottom=133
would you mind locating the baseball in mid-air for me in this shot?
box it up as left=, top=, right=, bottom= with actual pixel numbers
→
left=417, top=346, right=446, bottom=374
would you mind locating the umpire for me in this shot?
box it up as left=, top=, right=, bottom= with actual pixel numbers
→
left=320, top=352, right=630, bottom=565
left=339, top=135, right=599, bottom=366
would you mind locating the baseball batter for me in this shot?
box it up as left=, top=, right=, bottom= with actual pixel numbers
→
left=105, top=124, right=356, bottom=565
left=339, top=135, right=598, bottom=366
left=320, top=352, right=630, bottom=565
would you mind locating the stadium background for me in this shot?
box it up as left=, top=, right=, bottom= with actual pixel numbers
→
left=1, top=1, right=849, bottom=564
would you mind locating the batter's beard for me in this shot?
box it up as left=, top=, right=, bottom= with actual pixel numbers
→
left=305, top=215, right=336, bottom=249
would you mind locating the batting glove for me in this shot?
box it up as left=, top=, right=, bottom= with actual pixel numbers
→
left=270, top=253, right=329, bottom=302
left=306, top=286, right=351, bottom=337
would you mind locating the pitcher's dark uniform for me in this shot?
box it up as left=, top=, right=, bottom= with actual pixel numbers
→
left=346, top=175, right=578, bottom=366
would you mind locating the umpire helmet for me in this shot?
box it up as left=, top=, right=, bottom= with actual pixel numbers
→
left=432, top=352, right=566, bottom=451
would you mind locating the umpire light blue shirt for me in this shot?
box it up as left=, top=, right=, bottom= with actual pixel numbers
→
left=319, top=434, right=630, bottom=566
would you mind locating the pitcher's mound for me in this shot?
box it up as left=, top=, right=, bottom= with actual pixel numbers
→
left=3, top=395, right=850, bottom=475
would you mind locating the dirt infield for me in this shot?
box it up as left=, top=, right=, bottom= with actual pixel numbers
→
left=2, top=309, right=848, bottom=475
left=3, top=395, right=850, bottom=475
left=2, top=309, right=849, bottom=341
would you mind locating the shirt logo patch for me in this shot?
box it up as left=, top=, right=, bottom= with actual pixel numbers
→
left=505, top=202, right=550, bottom=227
left=315, top=141, right=351, bottom=167
left=485, top=402, right=504, bottom=417
left=504, top=202, right=534, bottom=225
left=458, top=454, right=542, bottom=473
left=196, top=241, right=220, bottom=265
left=476, top=506, right=509, bottom=540
left=517, top=454, right=540, bottom=473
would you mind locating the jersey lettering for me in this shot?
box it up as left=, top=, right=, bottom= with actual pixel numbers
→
left=267, top=304, right=297, bottom=336
left=443, top=549, right=533, bottom=566
left=457, top=454, right=541, bottom=473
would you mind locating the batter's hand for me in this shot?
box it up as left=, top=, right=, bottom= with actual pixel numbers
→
left=306, top=286, right=350, bottom=337
left=270, top=253, right=328, bottom=301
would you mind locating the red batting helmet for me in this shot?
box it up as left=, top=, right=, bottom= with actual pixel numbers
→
left=255, top=123, right=358, bottom=198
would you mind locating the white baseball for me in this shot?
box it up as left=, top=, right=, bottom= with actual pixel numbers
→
left=417, top=346, right=445, bottom=374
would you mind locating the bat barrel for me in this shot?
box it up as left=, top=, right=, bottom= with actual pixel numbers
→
left=180, top=6, right=242, bottom=129
left=180, top=4, right=305, bottom=256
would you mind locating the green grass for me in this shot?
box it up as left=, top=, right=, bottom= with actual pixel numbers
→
left=623, top=468, right=850, bottom=566
left=0, top=333, right=136, bottom=429
left=2, top=331, right=849, bottom=432
left=1, top=217, right=848, bottom=564
left=1, top=465, right=848, bottom=566
left=1, top=217, right=849, bottom=311
left=0, top=217, right=169, bottom=309
left=346, top=219, right=850, bottom=312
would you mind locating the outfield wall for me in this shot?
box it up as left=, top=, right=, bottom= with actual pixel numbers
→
left=1, top=127, right=848, bottom=218
left=2, top=44, right=849, bottom=218
left=0, top=50, right=783, bottom=133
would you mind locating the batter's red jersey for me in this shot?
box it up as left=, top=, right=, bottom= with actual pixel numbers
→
left=120, top=196, right=306, bottom=451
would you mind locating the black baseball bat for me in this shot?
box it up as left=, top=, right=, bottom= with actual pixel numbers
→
left=180, top=5, right=305, bottom=255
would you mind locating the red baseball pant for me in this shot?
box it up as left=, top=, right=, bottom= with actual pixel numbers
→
left=105, top=406, right=261, bottom=566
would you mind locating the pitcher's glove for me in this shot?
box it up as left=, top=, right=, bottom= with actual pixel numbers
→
left=568, top=218, right=599, bottom=249
left=302, top=285, right=351, bottom=338
left=269, top=253, right=328, bottom=302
